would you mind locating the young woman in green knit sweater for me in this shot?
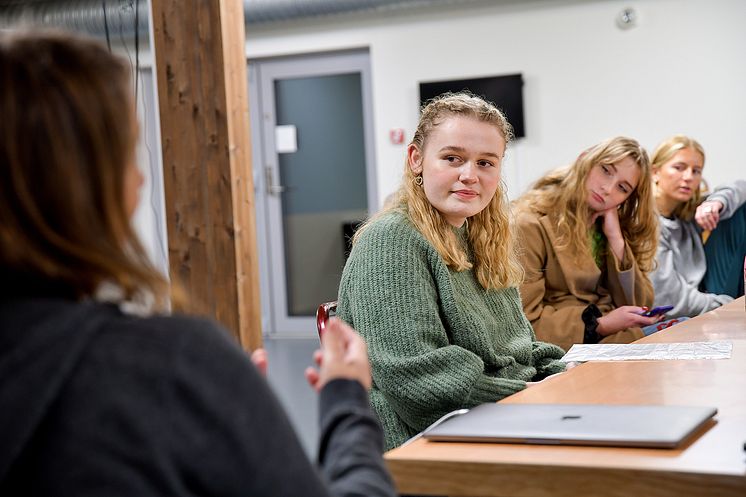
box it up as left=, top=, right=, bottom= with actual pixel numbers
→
left=336, top=93, right=567, bottom=450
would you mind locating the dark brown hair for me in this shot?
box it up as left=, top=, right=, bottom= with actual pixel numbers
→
left=0, top=30, right=167, bottom=305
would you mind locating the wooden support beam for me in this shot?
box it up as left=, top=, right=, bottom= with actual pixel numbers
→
left=150, top=0, right=262, bottom=350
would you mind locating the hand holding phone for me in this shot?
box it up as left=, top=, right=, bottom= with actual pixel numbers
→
left=640, top=305, right=673, bottom=317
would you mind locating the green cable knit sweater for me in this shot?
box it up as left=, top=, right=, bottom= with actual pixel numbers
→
left=337, top=211, right=566, bottom=450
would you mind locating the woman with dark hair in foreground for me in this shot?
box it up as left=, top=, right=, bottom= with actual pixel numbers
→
left=0, top=30, right=395, bottom=497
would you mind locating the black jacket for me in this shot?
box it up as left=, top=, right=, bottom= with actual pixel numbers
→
left=0, top=297, right=395, bottom=496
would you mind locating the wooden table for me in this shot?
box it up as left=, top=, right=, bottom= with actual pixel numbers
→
left=384, top=297, right=746, bottom=497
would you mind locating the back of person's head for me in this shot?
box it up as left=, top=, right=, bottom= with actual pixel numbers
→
left=651, top=135, right=706, bottom=220
left=358, top=92, right=523, bottom=289
left=516, top=136, right=657, bottom=272
left=0, top=30, right=166, bottom=305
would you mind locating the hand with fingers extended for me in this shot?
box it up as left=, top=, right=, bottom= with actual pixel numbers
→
left=596, top=306, right=664, bottom=336
left=695, top=200, right=723, bottom=231
left=304, top=318, right=372, bottom=392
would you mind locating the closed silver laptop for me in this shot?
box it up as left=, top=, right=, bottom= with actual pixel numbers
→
left=423, top=403, right=717, bottom=448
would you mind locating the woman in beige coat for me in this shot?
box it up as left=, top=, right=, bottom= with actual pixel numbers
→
left=514, top=137, right=665, bottom=351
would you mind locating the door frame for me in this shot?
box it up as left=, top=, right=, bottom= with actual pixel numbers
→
left=248, top=49, right=377, bottom=337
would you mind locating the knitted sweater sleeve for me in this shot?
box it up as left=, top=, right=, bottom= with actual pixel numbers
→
left=337, top=216, right=527, bottom=431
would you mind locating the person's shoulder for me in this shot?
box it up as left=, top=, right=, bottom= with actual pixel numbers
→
left=514, top=207, right=542, bottom=225
left=104, top=310, right=227, bottom=343
left=347, top=211, right=437, bottom=275
left=92, top=308, right=249, bottom=374
left=658, top=214, right=697, bottom=238
left=657, top=214, right=680, bottom=232
left=513, top=208, right=548, bottom=235
left=355, top=210, right=425, bottom=248
left=58, top=307, right=272, bottom=486
left=361, top=210, right=413, bottom=235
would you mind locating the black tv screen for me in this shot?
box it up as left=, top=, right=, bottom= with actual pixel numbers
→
left=419, top=74, right=525, bottom=138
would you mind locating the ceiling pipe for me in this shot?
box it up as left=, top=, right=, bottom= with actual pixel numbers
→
left=0, top=0, right=477, bottom=38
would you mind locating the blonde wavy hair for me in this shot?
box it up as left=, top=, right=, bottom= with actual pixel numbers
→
left=651, top=135, right=706, bottom=221
left=513, top=136, right=658, bottom=272
left=355, top=92, right=523, bottom=290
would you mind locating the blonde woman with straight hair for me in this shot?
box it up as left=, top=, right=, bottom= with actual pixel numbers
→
left=514, top=137, right=671, bottom=352
left=649, top=135, right=746, bottom=318
left=337, top=93, right=566, bottom=451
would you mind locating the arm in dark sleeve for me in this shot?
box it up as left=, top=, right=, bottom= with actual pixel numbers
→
left=123, top=317, right=395, bottom=497
left=22, top=314, right=397, bottom=497
left=318, top=379, right=396, bottom=497
left=30, top=316, right=332, bottom=497
left=172, top=321, right=396, bottom=497
left=167, top=319, right=333, bottom=497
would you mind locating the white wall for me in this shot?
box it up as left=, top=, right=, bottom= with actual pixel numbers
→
left=132, top=67, right=169, bottom=278
left=243, top=0, right=746, bottom=202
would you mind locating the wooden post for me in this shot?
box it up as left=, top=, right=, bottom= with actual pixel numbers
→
left=150, top=0, right=262, bottom=351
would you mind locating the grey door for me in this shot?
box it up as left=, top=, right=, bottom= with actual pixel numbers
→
left=249, top=51, right=377, bottom=337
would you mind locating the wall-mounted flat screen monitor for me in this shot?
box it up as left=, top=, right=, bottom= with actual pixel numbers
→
left=419, top=74, right=525, bottom=138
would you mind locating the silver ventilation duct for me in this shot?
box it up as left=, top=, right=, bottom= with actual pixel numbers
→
left=0, top=0, right=480, bottom=38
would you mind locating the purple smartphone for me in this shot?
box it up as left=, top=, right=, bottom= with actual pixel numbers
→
left=640, top=305, right=674, bottom=317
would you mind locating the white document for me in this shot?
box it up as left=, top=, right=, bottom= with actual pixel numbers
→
left=275, top=125, right=297, bottom=153
left=561, top=340, right=732, bottom=362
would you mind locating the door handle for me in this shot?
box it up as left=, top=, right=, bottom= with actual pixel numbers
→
left=265, top=167, right=286, bottom=196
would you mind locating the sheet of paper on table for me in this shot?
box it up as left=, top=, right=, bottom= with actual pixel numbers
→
left=561, top=340, right=732, bottom=362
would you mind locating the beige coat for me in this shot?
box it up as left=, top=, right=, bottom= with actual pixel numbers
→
left=515, top=210, right=654, bottom=351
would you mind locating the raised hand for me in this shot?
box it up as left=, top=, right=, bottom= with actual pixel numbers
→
left=304, top=318, right=372, bottom=392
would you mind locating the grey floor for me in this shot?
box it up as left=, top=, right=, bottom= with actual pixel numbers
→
left=263, top=337, right=321, bottom=457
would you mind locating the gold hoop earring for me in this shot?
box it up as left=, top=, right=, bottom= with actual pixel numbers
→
left=414, top=175, right=423, bottom=186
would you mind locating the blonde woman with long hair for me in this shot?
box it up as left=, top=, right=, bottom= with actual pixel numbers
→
left=513, top=137, right=670, bottom=352
left=337, top=93, right=566, bottom=451
left=649, top=135, right=746, bottom=317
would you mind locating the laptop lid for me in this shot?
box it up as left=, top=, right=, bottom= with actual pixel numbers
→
left=423, top=404, right=717, bottom=448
